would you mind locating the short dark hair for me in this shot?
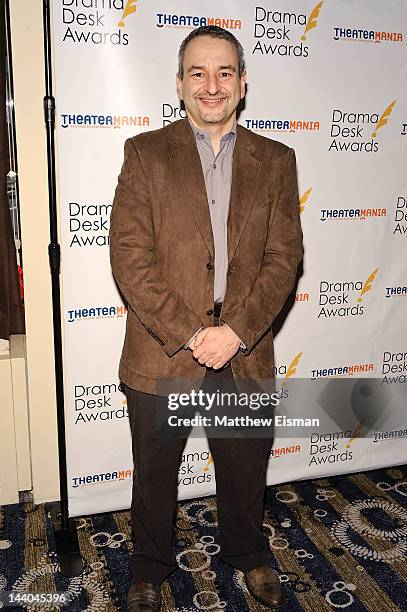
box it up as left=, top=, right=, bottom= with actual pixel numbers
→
left=178, top=25, right=245, bottom=79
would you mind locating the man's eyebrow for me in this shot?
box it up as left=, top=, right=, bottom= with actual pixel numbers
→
left=187, top=65, right=205, bottom=73
left=186, top=64, right=237, bottom=73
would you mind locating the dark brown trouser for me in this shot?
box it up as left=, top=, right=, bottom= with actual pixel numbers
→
left=124, top=316, right=273, bottom=584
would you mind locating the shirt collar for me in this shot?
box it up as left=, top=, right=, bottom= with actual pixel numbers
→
left=188, top=117, right=237, bottom=142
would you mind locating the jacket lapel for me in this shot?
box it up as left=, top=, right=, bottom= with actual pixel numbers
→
left=168, top=120, right=214, bottom=259
left=227, top=126, right=263, bottom=263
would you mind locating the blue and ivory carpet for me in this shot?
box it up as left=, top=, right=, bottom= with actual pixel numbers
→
left=1, top=465, right=406, bottom=611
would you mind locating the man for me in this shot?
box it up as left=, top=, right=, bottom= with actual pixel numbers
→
left=110, top=26, right=303, bottom=611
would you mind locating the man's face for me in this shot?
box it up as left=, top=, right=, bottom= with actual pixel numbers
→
left=176, top=36, right=246, bottom=129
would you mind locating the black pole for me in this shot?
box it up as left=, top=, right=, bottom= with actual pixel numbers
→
left=42, top=0, right=84, bottom=577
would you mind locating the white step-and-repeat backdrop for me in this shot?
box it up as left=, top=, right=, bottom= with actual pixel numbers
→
left=50, top=0, right=407, bottom=517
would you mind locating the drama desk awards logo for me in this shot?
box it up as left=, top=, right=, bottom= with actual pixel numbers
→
left=329, top=101, right=396, bottom=152
left=317, top=269, right=379, bottom=319
left=68, top=201, right=111, bottom=248
left=60, top=0, right=141, bottom=46
left=161, top=102, right=186, bottom=127
left=393, top=196, right=407, bottom=236
left=73, top=381, right=127, bottom=425
left=253, top=2, right=323, bottom=57
left=381, top=350, right=407, bottom=385
left=179, top=451, right=213, bottom=487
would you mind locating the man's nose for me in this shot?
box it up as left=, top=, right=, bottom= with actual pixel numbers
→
left=205, top=73, right=220, bottom=95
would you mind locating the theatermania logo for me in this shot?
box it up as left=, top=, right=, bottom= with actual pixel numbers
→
left=311, top=361, right=374, bottom=380
left=156, top=13, right=241, bottom=30
left=320, top=207, right=387, bottom=223
left=385, top=284, right=407, bottom=300
left=296, top=291, right=310, bottom=303
left=270, top=444, right=301, bottom=459
left=61, top=113, right=150, bottom=129
left=333, top=25, right=403, bottom=44
left=72, top=467, right=133, bottom=488
left=245, top=117, right=319, bottom=133
left=67, top=305, right=127, bottom=323
left=329, top=101, right=396, bottom=152
left=252, top=2, right=324, bottom=57
left=317, top=269, right=379, bottom=318
left=60, top=0, right=140, bottom=46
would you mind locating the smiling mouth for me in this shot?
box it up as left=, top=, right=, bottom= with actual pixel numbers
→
left=197, top=97, right=226, bottom=105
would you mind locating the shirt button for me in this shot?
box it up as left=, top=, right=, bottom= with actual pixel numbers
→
left=213, top=164, right=216, bottom=169
left=200, top=134, right=205, bottom=139
left=207, top=262, right=214, bottom=270
left=211, top=199, right=215, bottom=205
left=206, top=309, right=214, bottom=316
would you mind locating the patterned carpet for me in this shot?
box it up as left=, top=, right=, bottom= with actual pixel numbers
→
left=1, top=465, right=406, bottom=611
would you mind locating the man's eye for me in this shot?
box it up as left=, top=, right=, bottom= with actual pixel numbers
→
left=220, top=72, right=232, bottom=78
left=192, top=72, right=203, bottom=78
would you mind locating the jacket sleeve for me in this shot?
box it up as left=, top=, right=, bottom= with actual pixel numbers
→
left=222, top=147, right=303, bottom=353
left=109, top=137, right=204, bottom=357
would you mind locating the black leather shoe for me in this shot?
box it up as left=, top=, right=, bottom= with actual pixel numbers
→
left=244, top=565, right=284, bottom=609
left=127, top=581, right=161, bottom=612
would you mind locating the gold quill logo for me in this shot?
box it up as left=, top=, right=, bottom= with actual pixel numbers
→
left=299, top=188, right=312, bottom=213
left=372, top=100, right=396, bottom=138
left=357, top=268, right=379, bottom=302
left=301, top=1, right=324, bottom=41
left=346, top=418, right=366, bottom=447
left=118, top=0, right=138, bottom=27
left=281, top=351, right=302, bottom=390
left=203, top=454, right=213, bottom=472
left=284, top=352, right=303, bottom=380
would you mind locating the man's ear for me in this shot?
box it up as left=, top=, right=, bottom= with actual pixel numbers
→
left=176, top=73, right=183, bottom=100
left=240, top=70, right=247, bottom=99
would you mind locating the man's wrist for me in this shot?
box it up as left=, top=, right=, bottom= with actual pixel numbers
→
left=221, top=321, right=247, bottom=351
left=183, top=326, right=203, bottom=349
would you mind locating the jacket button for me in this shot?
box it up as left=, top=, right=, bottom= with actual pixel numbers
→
left=207, top=262, right=214, bottom=270
left=206, top=309, right=214, bottom=316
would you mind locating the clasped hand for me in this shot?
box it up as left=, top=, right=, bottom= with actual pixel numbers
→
left=189, top=325, right=241, bottom=369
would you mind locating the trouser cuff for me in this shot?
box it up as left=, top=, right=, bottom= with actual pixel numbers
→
left=218, top=545, right=270, bottom=572
left=130, top=560, right=178, bottom=585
